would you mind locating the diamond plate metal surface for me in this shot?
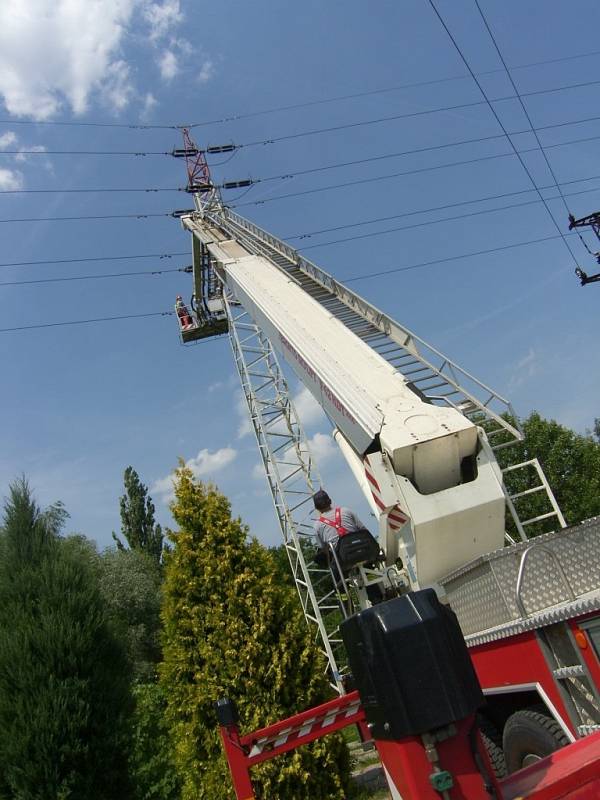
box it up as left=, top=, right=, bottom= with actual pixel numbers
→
left=441, top=517, right=600, bottom=637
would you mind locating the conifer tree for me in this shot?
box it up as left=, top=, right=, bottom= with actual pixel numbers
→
left=160, top=466, right=350, bottom=800
left=0, top=478, right=132, bottom=799
left=114, top=466, right=164, bottom=563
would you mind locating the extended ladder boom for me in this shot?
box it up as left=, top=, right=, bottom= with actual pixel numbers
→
left=182, top=212, right=516, bottom=586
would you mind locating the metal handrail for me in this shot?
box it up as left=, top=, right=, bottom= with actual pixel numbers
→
left=515, top=543, right=576, bottom=617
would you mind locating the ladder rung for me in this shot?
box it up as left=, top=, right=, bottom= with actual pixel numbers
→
left=554, top=665, right=585, bottom=679
left=509, top=485, right=545, bottom=500
left=521, top=511, right=560, bottom=526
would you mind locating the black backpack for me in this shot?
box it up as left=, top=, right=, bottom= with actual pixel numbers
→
left=335, top=528, right=381, bottom=571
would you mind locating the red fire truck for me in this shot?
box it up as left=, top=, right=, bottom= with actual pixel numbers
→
left=175, top=146, right=600, bottom=796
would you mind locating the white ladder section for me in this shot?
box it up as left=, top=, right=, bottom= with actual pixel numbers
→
left=225, top=292, right=350, bottom=692
left=205, top=207, right=565, bottom=541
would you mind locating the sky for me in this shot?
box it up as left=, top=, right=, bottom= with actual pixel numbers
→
left=1, top=0, right=599, bottom=550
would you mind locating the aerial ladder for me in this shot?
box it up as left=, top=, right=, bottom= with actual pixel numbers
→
left=174, top=133, right=565, bottom=686
left=173, top=134, right=600, bottom=798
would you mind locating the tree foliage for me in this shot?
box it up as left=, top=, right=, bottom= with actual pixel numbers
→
left=100, top=548, right=163, bottom=681
left=495, top=411, right=600, bottom=534
left=129, top=682, right=181, bottom=800
left=114, top=466, right=164, bottom=563
left=160, top=466, right=350, bottom=800
left=0, top=479, right=131, bottom=799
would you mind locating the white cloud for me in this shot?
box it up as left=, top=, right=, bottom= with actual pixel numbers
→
left=100, top=60, right=134, bottom=112
left=308, top=432, right=338, bottom=463
left=140, top=92, right=158, bottom=120
left=14, top=144, right=47, bottom=164
left=158, top=49, right=179, bottom=81
left=152, top=447, right=238, bottom=503
left=236, top=393, right=252, bottom=438
left=187, top=447, right=237, bottom=479
left=0, top=131, right=17, bottom=149
left=293, top=386, right=327, bottom=427
left=143, top=0, right=183, bottom=41
left=0, top=167, right=23, bottom=190
left=508, top=347, right=539, bottom=391
left=198, top=59, right=215, bottom=84
left=0, top=0, right=142, bottom=119
left=252, top=462, right=264, bottom=480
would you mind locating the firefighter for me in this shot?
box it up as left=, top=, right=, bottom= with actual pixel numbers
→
left=313, top=489, right=383, bottom=603
left=313, top=489, right=366, bottom=549
left=175, top=294, right=193, bottom=328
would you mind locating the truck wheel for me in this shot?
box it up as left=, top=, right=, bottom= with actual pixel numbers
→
left=502, top=710, right=569, bottom=773
left=478, top=718, right=507, bottom=779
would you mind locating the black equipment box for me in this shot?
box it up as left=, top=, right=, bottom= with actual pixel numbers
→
left=340, top=589, right=484, bottom=740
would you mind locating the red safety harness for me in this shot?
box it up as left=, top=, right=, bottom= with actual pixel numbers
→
left=319, top=507, right=348, bottom=537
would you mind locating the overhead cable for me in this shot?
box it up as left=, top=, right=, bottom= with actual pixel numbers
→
left=297, top=186, right=600, bottom=251
left=474, top=0, right=589, bottom=260
left=0, top=266, right=191, bottom=287
left=5, top=126, right=600, bottom=197
left=254, top=129, right=600, bottom=186
left=0, top=251, right=188, bottom=269
left=232, top=146, right=600, bottom=209
left=237, top=78, right=600, bottom=150
left=427, top=0, right=580, bottom=268
left=1, top=46, right=600, bottom=133
left=0, top=311, right=174, bottom=333
left=0, top=211, right=174, bottom=224
left=344, top=232, right=576, bottom=283
left=3, top=156, right=600, bottom=224
left=186, top=47, right=600, bottom=127
left=283, top=181, right=600, bottom=241
left=2, top=234, right=578, bottom=318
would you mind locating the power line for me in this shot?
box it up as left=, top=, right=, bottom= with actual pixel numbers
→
left=297, top=185, right=600, bottom=252
left=238, top=78, right=600, bottom=151
left=0, top=119, right=180, bottom=130
left=344, top=232, right=575, bottom=283
left=3, top=123, right=600, bottom=200
left=255, top=129, right=600, bottom=186
left=232, top=145, right=600, bottom=210
left=0, top=187, right=183, bottom=194
left=0, top=266, right=190, bottom=287
left=0, top=211, right=174, bottom=224
left=0, top=150, right=170, bottom=156
left=186, top=47, right=600, bottom=128
left=0, top=251, right=188, bottom=269
left=0, top=311, right=174, bottom=333
left=3, top=146, right=599, bottom=224
left=0, top=230, right=584, bottom=325
left=474, top=0, right=584, bottom=257
left=3, top=129, right=600, bottom=226
left=4, top=125, right=600, bottom=199
left=283, top=181, right=600, bottom=241
left=427, top=0, right=579, bottom=268
left=1, top=46, right=599, bottom=134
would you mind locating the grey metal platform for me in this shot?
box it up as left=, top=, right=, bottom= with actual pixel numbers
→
left=440, top=517, right=600, bottom=644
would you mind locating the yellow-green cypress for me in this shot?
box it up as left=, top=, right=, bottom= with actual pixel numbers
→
left=159, top=465, right=351, bottom=799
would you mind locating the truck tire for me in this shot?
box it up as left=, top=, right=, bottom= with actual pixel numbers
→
left=502, top=710, right=569, bottom=773
left=478, top=718, right=507, bottom=779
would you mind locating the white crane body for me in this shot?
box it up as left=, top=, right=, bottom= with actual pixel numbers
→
left=187, top=220, right=507, bottom=588
left=176, top=163, right=599, bottom=756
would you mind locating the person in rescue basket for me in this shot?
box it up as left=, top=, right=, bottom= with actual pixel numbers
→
left=312, top=489, right=383, bottom=604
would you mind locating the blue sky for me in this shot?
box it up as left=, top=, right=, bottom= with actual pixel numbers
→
left=1, top=0, right=599, bottom=550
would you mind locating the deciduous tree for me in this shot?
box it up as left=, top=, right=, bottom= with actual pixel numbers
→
left=114, top=466, right=164, bottom=563
left=100, top=548, right=163, bottom=681
left=495, top=412, right=600, bottom=534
